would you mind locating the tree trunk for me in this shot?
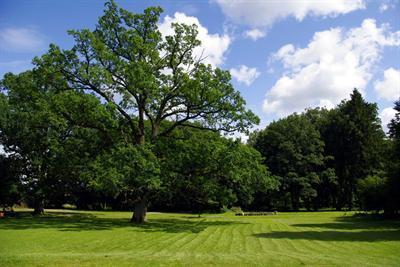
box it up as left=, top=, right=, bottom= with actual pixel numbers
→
left=151, top=124, right=159, bottom=142
left=131, top=198, right=147, bottom=223
left=137, top=104, right=145, bottom=145
left=33, top=199, right=45, bottom=215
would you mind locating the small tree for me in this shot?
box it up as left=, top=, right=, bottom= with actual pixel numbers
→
left=36, top=1, right=258, bottom=223
left=357, top=175, right=387, bottom=213
left=0, top=71, right=66, bottom=214
left=0, top=71, right=118, bottom=214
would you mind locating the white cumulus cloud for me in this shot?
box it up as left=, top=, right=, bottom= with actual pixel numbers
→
left=380, top=107, right=396, bottom=134
left=158, top=12, right=231, bottom=67
left=230, top=65, right=260, bottom=86
left=215, top=0, right=365, bottom=29
left=374, top=68, right=400, bottom=101
left=0, top=27, right=45, bottom=53
left=244, top=28, right=266, bottom=41
left=263, top=19, right=400, bottom=116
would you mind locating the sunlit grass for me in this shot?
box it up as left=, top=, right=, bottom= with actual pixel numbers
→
left=0, top=209, right=399, bottom=266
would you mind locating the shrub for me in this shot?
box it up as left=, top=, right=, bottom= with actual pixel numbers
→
left=357, top=175, right=387, bottom=212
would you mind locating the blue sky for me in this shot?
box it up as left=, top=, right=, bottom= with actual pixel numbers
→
left=0, top=0, right=399, bottom=136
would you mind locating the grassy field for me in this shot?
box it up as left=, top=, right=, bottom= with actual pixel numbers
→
left=0, top=209, right=399, bottom=266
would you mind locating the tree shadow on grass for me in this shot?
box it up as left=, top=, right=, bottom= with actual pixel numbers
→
left=292, top=214, right=400, bottom=230
left=254, top=230, right=400, bottom=242
left=254, top=214, right=400, bottom=242
left=0, top=210, right=243, bottom=233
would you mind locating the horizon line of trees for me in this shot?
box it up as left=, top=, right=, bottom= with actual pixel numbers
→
left=0, top=1, right=399, bottom=222
left=248, top=90, right=399, bottom=215
left=1, top=77, right=399, bottom=216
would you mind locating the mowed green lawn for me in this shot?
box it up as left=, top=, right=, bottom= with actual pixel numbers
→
left=0, top=210, right=399, bottom=266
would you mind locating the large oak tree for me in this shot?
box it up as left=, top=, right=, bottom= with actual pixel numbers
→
left=36, top=1, right=258, bottom=223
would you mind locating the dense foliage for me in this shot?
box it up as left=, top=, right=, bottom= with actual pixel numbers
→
left=320, top=90, right=386, bottom=210
left=250, top=90, right=399, bottom=214
left=32, top=0, right=258, bottom=223
left=249, top=113, right=335, bottom=211
left=386, top=100, right=400, bottom=215
left=152, top=128, right=277, bottom=213
left=0, top=0, right=398, bottom=218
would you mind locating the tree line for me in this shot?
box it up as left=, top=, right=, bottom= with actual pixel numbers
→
left=0, top=1, right=399, bottom=222
left=248, top=90, right=399, bottom=215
